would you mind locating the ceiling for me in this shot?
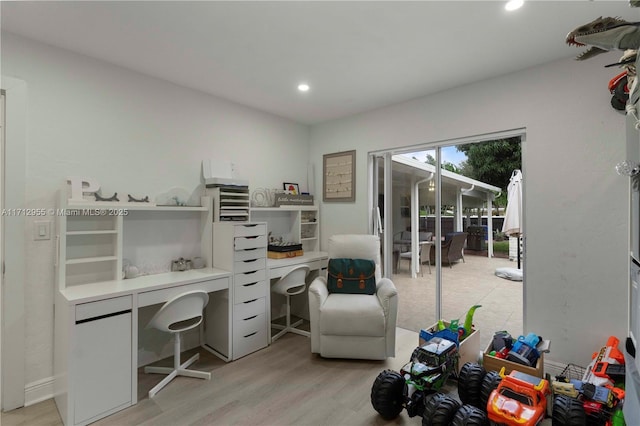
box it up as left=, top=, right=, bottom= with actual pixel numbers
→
left=2, top=1, right=640, bottom=125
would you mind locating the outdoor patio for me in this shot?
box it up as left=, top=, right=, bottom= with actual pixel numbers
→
left=392, top=252, right=523, bottom=353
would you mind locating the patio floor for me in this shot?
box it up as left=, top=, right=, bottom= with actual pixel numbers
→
left=392, top=252, right=523, bottom=352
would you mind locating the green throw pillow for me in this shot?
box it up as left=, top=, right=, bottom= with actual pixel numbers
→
left=327, top=258, right=376, bottom=295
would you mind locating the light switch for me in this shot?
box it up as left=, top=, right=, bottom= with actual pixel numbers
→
left=34, top=220, right=51, bottom=241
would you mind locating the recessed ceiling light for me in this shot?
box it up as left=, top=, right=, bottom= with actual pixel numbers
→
left=298, top=83, right=310, bottom=92
left=505, top=0, right=524, bottom=11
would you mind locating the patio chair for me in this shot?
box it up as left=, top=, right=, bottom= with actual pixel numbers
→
left=430, top=232, right=468, bottom=268
left=397, top=232, right=433, bottom=275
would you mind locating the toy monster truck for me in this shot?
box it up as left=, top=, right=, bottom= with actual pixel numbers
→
left=423, top=363, right=550, bottom=426
left=551, top=376, right=624, bottom=425
left=370, top=336, right=459, bottom=420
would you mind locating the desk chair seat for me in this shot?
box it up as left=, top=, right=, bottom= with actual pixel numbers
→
left=144, top=290, right=211, bottom=398
left=271, top=265, right=311, bottom=342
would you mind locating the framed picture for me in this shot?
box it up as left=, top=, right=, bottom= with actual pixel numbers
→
left=323, top=150, right=355, bottom=202
left=283, top=182, right=300, bottom=195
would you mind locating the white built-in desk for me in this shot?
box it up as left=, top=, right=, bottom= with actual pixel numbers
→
left=55, top=268, right=231, bottom=426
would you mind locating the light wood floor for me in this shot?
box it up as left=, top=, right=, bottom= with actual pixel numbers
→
left=3, top=328, right=436, bottom=426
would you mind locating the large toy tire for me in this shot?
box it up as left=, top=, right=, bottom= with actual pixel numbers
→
left=457, top=362, right=486, bottom=408
left=480, top=370, right=501, bottom=409
left=552, top=395, right=586, bottom=426
left=370, top=370, right=404, bottom=420
left=422, top=392, right=461, bottom=426
left=451, top=404, right=488, bottom=426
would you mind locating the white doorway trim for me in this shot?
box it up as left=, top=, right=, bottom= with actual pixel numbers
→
left=1, top=77, right=27, bottom=411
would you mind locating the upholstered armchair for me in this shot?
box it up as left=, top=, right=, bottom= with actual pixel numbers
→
left=430, top=232, right=468, bottom=268
left=308, top=234, right=398, bottom=360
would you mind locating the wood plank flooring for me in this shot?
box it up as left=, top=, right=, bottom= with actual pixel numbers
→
left=3, top=328, right=428, bottom=426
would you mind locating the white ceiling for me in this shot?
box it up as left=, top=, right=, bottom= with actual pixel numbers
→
left=2, top=1, right=640, bottom=125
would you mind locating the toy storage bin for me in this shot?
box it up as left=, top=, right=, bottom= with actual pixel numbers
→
left=482, top=339, right=551, bottom=378
left=419, top=321, right=480, bottom=373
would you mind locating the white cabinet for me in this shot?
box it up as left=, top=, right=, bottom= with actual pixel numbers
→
left=55, top=295, right=133, bottom=426
left=73, top=297, right=132, bottom=425
left=250, top=206, right=320, bottom=252
left=212, top=222, right=269, bottom=359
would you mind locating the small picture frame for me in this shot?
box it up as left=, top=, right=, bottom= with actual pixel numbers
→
left=323, top=150, right=356, bottom=202
left=283, top=182, right=300, bottom=195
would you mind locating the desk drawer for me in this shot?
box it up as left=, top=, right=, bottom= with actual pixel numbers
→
left=235, top=247, right=266, bottom=262
left=234, top=312, right=266, bottom=338
left=233, top=317, right=267, bottom=360
left=138, top=277, right=229, bottom=308
left=269, top=260, right=324, bottom=280
left=233, top=297, right=265, bottom=319
left=234, top=280, right=267, bottom=303
left=234, top=257, right=266, bottom=274
left=76, top=295, right=132, bottom=322
left=233, top=223, right=266, bottom=237
left=234, top=235, right=267, bottom=250
left=235, top=269, right=266, bottom=286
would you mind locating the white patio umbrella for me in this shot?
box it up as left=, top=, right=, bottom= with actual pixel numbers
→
left=502, top=169, right=523, bottom=268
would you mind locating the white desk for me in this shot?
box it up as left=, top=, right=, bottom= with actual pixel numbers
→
left=267, top=250, right=329, bottom=279
left=266, top=251, right=328, bottom=341
left=54, top=268, right=231, bottom=426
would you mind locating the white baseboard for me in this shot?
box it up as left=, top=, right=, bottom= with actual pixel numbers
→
left=24, top=377, right=54, bottom=407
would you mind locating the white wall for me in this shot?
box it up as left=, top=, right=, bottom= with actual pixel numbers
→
left=2, top=33, right=309, bottom=391
left=311, top=55, right=629, bottom=366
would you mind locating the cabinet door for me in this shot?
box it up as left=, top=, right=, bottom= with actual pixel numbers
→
left=73, top=311, right=132, bottom=424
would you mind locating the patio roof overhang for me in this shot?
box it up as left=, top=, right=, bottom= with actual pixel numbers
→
left=391, top=155, right=502, bottom=208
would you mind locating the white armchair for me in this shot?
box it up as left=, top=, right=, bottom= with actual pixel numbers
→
left=308, top=234, right=398, bottom=360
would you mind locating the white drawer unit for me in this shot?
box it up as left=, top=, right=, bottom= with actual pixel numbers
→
left=213, top=222, right=269, bottom=360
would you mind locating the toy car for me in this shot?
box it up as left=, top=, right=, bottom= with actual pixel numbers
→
left=486, top=368, right=550, bottom=426
left=370, top=336, right=459, bottom=420
left=424, top=363, right=550, bottom=426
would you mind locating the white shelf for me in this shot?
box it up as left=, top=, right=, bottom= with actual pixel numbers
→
left=66, top=201, right=206, bottom=211
left=67, top=230, right=118, bottom=236
left=66, top=255, right=118, bottom=265
left=250, top=206, right=317, bottom=212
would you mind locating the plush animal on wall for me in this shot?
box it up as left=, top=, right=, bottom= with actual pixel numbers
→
left=566, top=17, right=640, bottom=110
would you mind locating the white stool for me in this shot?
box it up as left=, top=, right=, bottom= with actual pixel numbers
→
left=144, top=290, right=211, bottom=398
left=271, top=265, right=310, bottom=342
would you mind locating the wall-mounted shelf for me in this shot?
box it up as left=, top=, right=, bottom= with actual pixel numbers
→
left=66, top=201, right=207, bottom=211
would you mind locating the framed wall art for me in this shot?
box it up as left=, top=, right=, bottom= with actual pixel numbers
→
left=323, top=150, right=355, bottom=202
left=283, top=182, right=300, bottom=194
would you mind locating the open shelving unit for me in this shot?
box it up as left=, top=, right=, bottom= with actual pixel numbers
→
left=249, top=205, right=319, bottom=252
left=56, top=192, right=213, bottom=291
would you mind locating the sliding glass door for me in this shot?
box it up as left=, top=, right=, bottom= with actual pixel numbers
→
left=369, top=130, right=524, bottom=340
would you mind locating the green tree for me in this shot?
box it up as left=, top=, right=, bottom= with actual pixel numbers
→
left=456, top=137, right=522, bottom=210
left=424, top=153, right=461, bottom=174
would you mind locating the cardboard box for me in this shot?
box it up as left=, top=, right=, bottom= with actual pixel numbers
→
left=267, top=250, right=303, bottom=259
left=482, top=339, right=551, bottom=378
left=419, top=322, right=480, bottom=373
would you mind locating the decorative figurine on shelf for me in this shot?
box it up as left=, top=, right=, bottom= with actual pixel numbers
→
left=94, top=192, right=119, bottom=202
left=128, top=194, right=150, bottom=203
